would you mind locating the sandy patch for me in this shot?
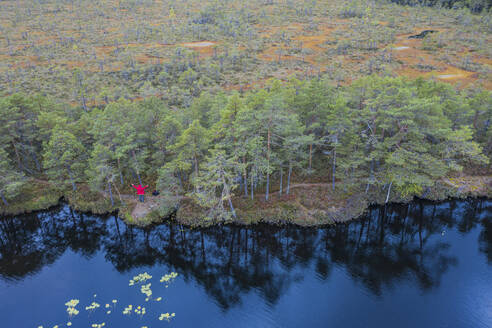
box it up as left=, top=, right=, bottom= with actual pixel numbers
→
left=182, top=41, right=216, bottom=47
left=437, top=74, right=461, bottom=79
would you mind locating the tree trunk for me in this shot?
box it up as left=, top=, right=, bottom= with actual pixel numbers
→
left=266, top=173, right=270, bottom=201
left=266, top=129, right=270, bottom=201
left=113, top=182, right=125, bottom=205
left=178, top=170, right=183, bottom=190
left=131, top=150, right=142, bottom=185
left=473, top=108, right=479, bottom=130
left=11, top=141, right=22, bottom=170
left=29, top=139, right=41, bottom=171
left=194, top=154, right=199, bottom=192
left=250, top=169, right=254, bottom=200
left=117, top=157, right=124, bottom=185
left=19, top=147, right=34, bottom=175
left=287, top=162, right=292, bottom=195
left=67, top=165, right=76, bottom=191
left=0, top=191, right=8, bottom=206
left=385, top=181, right=392, bottom=204
left=243, top=156, right=248, bottom=197
left=108, top=181, right=114, bottom=206
left=332, top=147, right=336, bottom=191
left=194, top=155, right=199, bottom=178
left=228, top=197, right=236, bottom=218
left=309, top=143, right=312, bottom=171
left=220, top=170, right=236, bottom=218
left=279, top=167, right=283, bottom=197
left=365, top=159, right=374, bottom=194
left=81, top=92, right=88, bottom=112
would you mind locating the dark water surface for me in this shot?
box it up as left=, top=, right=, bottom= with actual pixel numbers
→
left=0, top=199, right=491, bottom=328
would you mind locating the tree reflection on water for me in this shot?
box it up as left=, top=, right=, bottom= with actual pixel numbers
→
left=0, top=199, right=490, bottom=310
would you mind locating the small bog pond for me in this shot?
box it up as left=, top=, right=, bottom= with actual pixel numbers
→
left=0, top=199, right=491, bottom=328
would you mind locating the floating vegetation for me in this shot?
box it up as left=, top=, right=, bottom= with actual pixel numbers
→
left=91, top=323, right=105, bottom=328
left=122, top=304, right=133, bottom=315
left=65, top=300, right=80, bottom=318
left=159, top=313, right=176, bottom=321
left=85, top=302, right=101, bottom=313
left=140, top=283, right=153, bottom=300
left=129, top=272, right=153, bottom=286
left=160, top=272, right=178, bottom=288
left=134, top=306, right=146, bottom=318
left=40, top=271, right=178, bottom=327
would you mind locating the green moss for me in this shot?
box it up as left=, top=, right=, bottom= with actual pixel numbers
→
left=118, top=204, right=135, bottom=223
left=65, top=184, right=120, bottom=214
left=0, top=180, right=62, bottom=216
left=134, top=210, right=163, bottom=226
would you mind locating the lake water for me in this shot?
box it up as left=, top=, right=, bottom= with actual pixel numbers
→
left=0, top=199, right=491, bottom=328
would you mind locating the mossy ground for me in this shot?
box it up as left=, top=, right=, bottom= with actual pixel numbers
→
left=2, top=175, right=490, bottom=226
left=174, top=186, right=367, bottom=228
left=119, top=203, right=163, bottom=227
left=175, top=175, right=491, bottom=227
left=0, top=179, right=62, bottom=216
left=65, top=183, right=120, bottom=214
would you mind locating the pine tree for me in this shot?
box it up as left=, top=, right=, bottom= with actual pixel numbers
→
left=290, top=78, right=331, bottom=171
left=152, top=116, right=183, bottom=169
left=325, top=96, right=352, bottom=191
left=156, top=165, right=183, bottom=217
left=86, top=144, right=120, bottom=206
left=0, top=148, right=25, bottom=206
left=168, top=119, right=210, bottom=191
left=0, top=94, right=42, bottom=175
left=43, top=126, right=86, bottom=191
left=193, top=149, right=239, bottom=220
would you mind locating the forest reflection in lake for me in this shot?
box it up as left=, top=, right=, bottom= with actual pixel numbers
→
left=0, top=198, right=491, bottom=328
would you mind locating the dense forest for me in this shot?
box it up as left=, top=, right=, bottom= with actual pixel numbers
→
left=1, top=75, right=490, bottom=220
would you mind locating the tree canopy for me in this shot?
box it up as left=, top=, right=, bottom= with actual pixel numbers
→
left=0, top=76, right=490, bottom=218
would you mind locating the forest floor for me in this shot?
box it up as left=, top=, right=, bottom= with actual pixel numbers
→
left=118, top=182, right=334, bottom=224
left=110, top=193, right=159, bottom=219
left=170, top=175, right=492, bottom=227
left=442, top=175, right=492, bottom=195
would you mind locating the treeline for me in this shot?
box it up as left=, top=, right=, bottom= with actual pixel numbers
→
left=385, top=0, right=491, bottom=12
left=1, top=76, right=491, bottom=219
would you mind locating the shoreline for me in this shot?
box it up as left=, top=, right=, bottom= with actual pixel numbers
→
left=1, top=176, right=490, bottom=227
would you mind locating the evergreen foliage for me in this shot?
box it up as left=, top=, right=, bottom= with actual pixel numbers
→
left=0, top=76, right=490, bottom=219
